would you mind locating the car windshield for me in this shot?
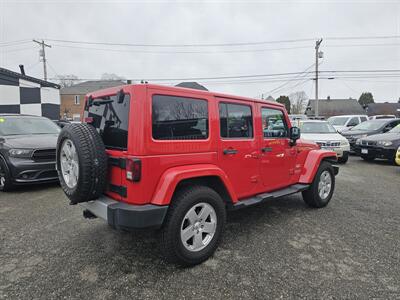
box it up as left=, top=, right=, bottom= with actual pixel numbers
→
left=300, top=121, right=337, bottom=133
left=389, top=124, right=400, bottom=133
left=0, top=116, right=61, bottom=136
left=350, top=120, right=386, bottom=131
left=328, top=116, right=349, bottom=126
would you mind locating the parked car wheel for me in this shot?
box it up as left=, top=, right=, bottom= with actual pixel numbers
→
left=160, top=185, right=226, bottom=266
left=0, top=157, right=13, bottom=192
left=302, top=161, right=335, bottom=208
left=56, top=123, right=108, bottom=204
left=337, top=152, right=349, bottom=164
left=361, top=154, right=375, bottom=162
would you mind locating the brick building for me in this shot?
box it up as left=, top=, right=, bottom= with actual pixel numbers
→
left=60, top=80, right=125, bottom=121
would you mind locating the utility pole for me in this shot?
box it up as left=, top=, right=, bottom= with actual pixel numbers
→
left=33, top=40, right=51, bottom=81
left=315, top=38, right=323, bottom=118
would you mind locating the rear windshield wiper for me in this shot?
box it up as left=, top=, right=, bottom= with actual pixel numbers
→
left=92, top=99, right=114, bottom=106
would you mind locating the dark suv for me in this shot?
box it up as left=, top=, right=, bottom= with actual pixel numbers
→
left=0, top=114, right=60, bottom=191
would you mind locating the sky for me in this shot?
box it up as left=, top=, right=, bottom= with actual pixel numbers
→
left=0, top=0, right=399, bottom=102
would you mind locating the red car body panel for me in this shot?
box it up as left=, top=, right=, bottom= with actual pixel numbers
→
left=84, top=84, right=337, bottom=206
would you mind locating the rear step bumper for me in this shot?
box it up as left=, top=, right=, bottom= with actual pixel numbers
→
left=80, top=196, right=169, bottom=230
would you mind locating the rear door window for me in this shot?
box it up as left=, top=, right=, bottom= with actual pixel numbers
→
left=152, top=95, right=208, bottom=140
left=219, top=103, right=253, bottom=138
left=85, top=94, right=130, bottom=150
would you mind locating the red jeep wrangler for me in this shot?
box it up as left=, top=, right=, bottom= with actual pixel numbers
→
left=57, top=83, right=338, bottom=266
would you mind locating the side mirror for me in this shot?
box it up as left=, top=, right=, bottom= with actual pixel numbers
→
left=290, top=126, right=301, bottom=146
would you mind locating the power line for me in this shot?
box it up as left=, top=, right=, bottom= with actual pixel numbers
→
left=44, top=37, right=316, bottom=48
left=52, top=44, right=312, bottom=54
left=42, top=35, right=400, bottom=48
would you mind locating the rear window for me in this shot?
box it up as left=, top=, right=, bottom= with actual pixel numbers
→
left=85, top=94, right=130, bottom=150
left=152, top=95, right=208, bottom=140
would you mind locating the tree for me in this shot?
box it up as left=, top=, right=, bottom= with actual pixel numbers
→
left=358, top=92, right=374, bottom=107
left=276, top=95, right=291, bottom=113
left=56, top=74, right=79, bottom=88
left=289, top=91, right=308, bottom=114
left=100, top=73, right=125, bottom=81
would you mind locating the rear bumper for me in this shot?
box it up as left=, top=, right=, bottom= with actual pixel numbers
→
left=80, top=195, right=169, bottom=230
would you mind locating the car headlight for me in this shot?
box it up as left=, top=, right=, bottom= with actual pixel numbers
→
left=377, top=141, right=393, bottom=147
left=9, top=148, right=33, bottom=158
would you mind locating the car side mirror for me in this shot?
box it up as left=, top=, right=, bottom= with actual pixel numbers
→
left=289, top=126, right=300, bottom=146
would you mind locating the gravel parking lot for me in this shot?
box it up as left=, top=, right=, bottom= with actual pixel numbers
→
left=1, top=156, right=399, bottom=299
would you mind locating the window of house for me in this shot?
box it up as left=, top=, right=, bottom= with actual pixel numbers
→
left=219, top=103, right=253, bottom=138
left=261, top=108, right=288, bottom=138
left=74, top=95, right=80, bottom=105
left=152, top=95, right=208, bottom=140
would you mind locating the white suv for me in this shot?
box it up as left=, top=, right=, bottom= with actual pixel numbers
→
left=327, top=115, right=368, bottom=133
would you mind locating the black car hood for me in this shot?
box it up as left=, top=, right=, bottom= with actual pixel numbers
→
left=2, top=134, right=58, bottom=149
left=342, top=129, right=377, bottom=136
left=363, top=132, right=400, bottom=142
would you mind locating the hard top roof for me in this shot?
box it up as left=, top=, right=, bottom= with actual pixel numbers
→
left=87, top=83, right=284, bottom=108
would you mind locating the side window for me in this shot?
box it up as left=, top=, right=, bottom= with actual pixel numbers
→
left=387, top=120, right=400, bottom=130
left=219, top=103, right=253, bottom=138
left=152, top=95, right=208, bottom=140
left=261, top=108, right=288, bottom=138
left=348, top=117, right=359, bottom=126
left=360, top=116, right=368, bottom=122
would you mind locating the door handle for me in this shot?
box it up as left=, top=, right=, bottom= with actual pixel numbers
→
left=261, top=147, right=272, bottom=153
left=223, top=149, right=238, bottom=155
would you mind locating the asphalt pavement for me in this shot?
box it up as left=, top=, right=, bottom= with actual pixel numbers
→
left=1, top=156, right=399, bottom=299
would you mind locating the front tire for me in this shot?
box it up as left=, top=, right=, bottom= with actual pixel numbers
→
left=302, top=161, right=335, bottom=208
left=337, top=152, right=349, bottom=164
left=0, top=158, right=13, bottom=192
left=160, top=185, right=226, bottom=266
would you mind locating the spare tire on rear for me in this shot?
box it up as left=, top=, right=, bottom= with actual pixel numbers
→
left=56, top=123, right=108, bottom=204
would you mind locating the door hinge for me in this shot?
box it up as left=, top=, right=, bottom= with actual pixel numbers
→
left=108, top=157, right=126, bottom=169
left=109, top=184, right=127, bottom=198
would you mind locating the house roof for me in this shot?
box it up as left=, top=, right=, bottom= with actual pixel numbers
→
left=0, top=67, right=60, bottom=88
left=60, top=80, right=126, bottom=95
left=305, top=99, right=365, bottom=117
left=365, top=102, right=400, bottom=116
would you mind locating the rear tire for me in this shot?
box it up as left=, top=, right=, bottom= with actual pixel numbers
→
left=160, top=185, right=226, bottom=267
left=56, top=123, right=108, bottom=204
left=361, top=154, right=375, bottom=162
left=302, top=161, right=335, bottom=208
left=0, top=158, right=13, bottom=192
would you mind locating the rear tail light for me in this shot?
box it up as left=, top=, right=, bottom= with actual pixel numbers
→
left=126, top=158, right=141, bottom=182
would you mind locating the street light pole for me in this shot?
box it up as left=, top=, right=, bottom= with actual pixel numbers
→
left=315, top=38, right=323, bottom=118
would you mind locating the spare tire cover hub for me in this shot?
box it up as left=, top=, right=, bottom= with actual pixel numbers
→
left=60, top=139, right=79, bottom=188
